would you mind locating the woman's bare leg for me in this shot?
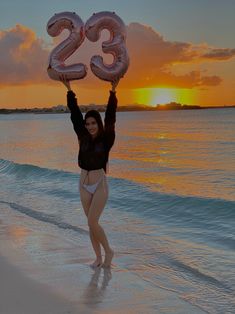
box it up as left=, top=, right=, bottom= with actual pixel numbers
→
left=80, top=184, right=103, bottom=266
left=87, top=179, right=114, bottom=268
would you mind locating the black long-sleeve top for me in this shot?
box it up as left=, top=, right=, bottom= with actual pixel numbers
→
left=67, top=90, right=117, bottom=172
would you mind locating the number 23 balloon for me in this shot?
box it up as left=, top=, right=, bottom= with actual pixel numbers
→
left=47, top=11, right=129, bottom=90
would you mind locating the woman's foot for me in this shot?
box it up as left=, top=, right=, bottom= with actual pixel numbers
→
left=90, top=256, right=103, bottom=268
left=102, top=249, right=114, bottom=268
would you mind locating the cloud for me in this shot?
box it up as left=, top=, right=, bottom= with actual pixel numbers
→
left=202, top=48, right=235, bottom=60
left=124, top=23, right=233, bottom=88
left=0, top=24, right=48, bottom=86
left=0, top=23, right=234, bottom=89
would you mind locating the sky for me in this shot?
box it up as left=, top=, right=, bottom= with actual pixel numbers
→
left=0, top=0, right=235, bottom=108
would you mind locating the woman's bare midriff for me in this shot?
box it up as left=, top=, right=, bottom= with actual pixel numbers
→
left=80, top=168, right=105, bottom=185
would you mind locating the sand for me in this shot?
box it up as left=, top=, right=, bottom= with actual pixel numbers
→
left=0, top=207, right=207, bottom=314
left=0, top=252, right=208, bottom=314
left=0, top=254, right=81, bottom=314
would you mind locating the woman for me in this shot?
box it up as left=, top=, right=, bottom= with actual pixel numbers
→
left=67, top=89, right=117, bottom=268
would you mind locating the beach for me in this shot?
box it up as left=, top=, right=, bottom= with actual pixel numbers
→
left=0, top=230, right=205, bottom=314
left=0, top=254, right=79, bottom=314
left=0, top=109, right=235, bottom=313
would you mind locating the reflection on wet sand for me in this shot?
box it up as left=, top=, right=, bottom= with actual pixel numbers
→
left=0, top=223, right=31, bottom=246
left=82, top=267, right=112, bottom=308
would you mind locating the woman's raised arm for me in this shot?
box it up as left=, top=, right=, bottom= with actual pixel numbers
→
left=104, top=90, right=118, bottom=149
left=67, top=90, right=86, bottom=140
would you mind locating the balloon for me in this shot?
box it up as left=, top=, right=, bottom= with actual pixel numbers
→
left=85, top=11, right=129, bottom=87
left=47, top=12, right=87, bottom=83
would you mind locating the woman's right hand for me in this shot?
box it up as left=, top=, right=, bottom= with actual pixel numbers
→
left=60, top=76, right=71, bottom=91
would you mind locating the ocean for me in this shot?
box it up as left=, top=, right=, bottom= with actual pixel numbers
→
left=0, top=109, right=234, bottom=313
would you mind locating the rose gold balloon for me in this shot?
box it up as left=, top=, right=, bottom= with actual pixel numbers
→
left=85, top=11, right=129, bottom=86
left=47, top=12, right=87, bottom=83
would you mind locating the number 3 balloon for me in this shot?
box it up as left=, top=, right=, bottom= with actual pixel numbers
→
left=85, top=11, right=129, bottom=88
left=47, top=12, right=87, bottom=84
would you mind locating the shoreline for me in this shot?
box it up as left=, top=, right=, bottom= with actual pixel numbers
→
left=0, top=105, right=234, bottom=114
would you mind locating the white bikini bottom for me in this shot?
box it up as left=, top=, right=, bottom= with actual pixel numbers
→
left=83, top=176, right=104, bottom=194
left=81, top=169, right=106, bottom=195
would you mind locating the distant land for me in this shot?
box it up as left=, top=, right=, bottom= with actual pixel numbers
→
left=0, top=102, right=235, bottom=114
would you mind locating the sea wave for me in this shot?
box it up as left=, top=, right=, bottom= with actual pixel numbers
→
left=1, top=158, right=235, bottom=223
left=0, top=158, right=75, bottom=180
left=0, top=200, right=87, bottom=235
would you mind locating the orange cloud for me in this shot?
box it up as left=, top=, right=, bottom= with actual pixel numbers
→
left=124, top=23, right=234, bottom=88
left=0, top=24, right=48, bottom=86
left=0, top=23, right=234, bottom=90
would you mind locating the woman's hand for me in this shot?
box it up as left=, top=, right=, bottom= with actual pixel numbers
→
left=111, top=78, right=120, bottom=92
left=60, top=75, right=71, bottom=91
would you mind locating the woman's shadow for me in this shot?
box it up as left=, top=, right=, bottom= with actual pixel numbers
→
left=81, top=267, right=112, bottom=308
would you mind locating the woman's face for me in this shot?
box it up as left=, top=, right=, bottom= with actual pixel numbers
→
left=85, top=117, right=99, bottom=138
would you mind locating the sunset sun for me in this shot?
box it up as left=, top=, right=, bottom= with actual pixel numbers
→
left=134, top=88, right=197, bottom=106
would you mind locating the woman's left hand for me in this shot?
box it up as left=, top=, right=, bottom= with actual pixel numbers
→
left=111, top=78, right=120, bottom=92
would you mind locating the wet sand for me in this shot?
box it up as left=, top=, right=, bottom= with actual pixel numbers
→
left=0, top=254, right=80, bottom=314
left=0, top=205, right=208, bottom=314
left=0, top=252, right=207, bottom=314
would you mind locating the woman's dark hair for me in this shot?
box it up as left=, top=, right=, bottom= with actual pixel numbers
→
left=85, top=110, right=104, bottom=136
